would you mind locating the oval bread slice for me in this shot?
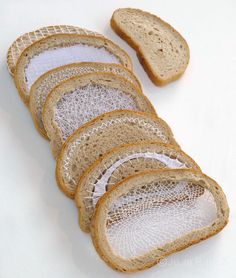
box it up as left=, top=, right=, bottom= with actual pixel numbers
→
left=7, top=25, right=103, bottom=75
left=14, top=33, right=133, bottom=104
left=42, top=72, right=156, bottom=158
left=29, top=62, right=141, bottom=139
left=111, top=8, right=190, bottom=86
left=56, top=110, right=178, bottom=199
left=91, top=169, right=229, bottom=272
left=75, top=142, right=201, bottom=233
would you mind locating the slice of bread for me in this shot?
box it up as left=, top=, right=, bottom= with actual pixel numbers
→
left=91, top=169, right=229, bottom=272
left=111, top=8, right=190, bottom=86
left=75, top=142, right=201, bottom=233
left=14, top=33, right=133, bottom=105
left=29, top=62, right=142, bottom=139
left=56, top=110, right=178, bottom=199
left=42, top=72, right=156, bottom=158
left=7, top=25, right=103, bottom=75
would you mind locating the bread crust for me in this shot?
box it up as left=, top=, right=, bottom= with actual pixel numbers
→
left=42, top=72, right=157, bottom=158
left=7, top=25, right=104, bottom=75
left=29, top=62, right=142, bottom=139
left=75, top=141, right=201, bottom=233
left=111, top=8, right=190, bottom=86
left=56, top=110, right=178, bottom=199
left=91, top=169, right=229, bottom=272
left=14, top=33, right=133, bottom=105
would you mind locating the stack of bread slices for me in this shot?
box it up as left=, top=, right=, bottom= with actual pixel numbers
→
left=8, top=10, right=229, bottom=273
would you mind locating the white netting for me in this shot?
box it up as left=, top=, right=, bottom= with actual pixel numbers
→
left=7, top=25, right=102, bottom=74
left=25, top=45, right=120, bottom=89
left=54, top=84, right=138, bottom=141
left=92, top=152, right=186, bottom=207
left=106, top=180, right=217, bottom=259
left=32, top=64, right=139, bottom=132
left=61, top=114, right=174, bottom=193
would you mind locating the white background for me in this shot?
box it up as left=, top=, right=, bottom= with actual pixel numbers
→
left=0, top=0, right=235, bottom=277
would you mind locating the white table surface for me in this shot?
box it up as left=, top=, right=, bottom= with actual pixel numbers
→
left=0, top=0, right=235, bottom=277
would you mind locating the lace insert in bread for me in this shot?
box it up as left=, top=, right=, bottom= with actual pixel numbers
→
left=29, top=62, right=141, bottom=138
left=25, top=45, right=119, bottom=90
left=76, top=142, right=200, bottom=232
left=43, top=73, right=156, bottom=158
left=7, top=25, right=103, bottom=75
left=56, top=111, right=177, bottom=198
left=14, top=34, right=132, bottom=104
left=91, top=169, right=229, bottom=272
left=54, top=84, right=139, bottom=141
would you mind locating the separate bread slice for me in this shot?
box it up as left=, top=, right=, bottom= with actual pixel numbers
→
left=29, top=62, right=141, bottom=139
left=7, top=25, right=103, bottom=75
left=91, top=169, right=229, bottom=272
left=14, top=33, right=132, bottom=104
left=111, top=8, right=190, bottom=86
left=42, top=72, right=156, bottom=158
left=75, top=142, right=201, bottom=233
left=56, top=110, right=178, bottom=199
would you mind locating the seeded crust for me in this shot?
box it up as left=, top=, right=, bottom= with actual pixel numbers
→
left=56, top=110, right=178, bottom=199
left=91, top=169, right=229, bottom=272
left=111, top=8, right=190, bottom=86
left=14, top=33, right=133, bottom=105
left=42, top=72, right=157, bottom=158
left=29, top=62, right=142, bottom=139
left=75, top=141, right=201, bottom=233
left=7, top=25, right=103, bottom=75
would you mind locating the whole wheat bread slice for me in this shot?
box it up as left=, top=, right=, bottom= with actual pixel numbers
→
left=14, top=33, right=132, bottom=105
left=75, top=142, right=201, bottom=233
left=56, top=110, right=178, bottom=199
left=42, top=72, right=156, bottom=158
left=111, top=8, right=190, bottom=86
left=29, top=62, right=141, bottom=139
left=7, top=25, right=103, bottom=76
left=91, top=169, right=229, bottom=272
